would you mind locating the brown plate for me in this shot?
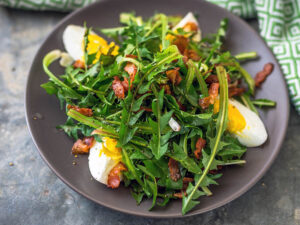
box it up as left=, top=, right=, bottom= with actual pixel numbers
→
left=25, top=0, right=290, bottom=218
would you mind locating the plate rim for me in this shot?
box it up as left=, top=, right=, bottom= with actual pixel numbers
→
left=25, top=0, right=290, bottom=218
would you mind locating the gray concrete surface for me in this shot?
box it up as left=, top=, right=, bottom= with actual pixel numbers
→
left=0, top=7, right=299, bottom=225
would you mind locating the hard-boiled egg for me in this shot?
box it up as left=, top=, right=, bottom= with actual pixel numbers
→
left=214, top=99, right=267, bottom=147
left=173, top=12, right=201, bottom=42
left=62, top=25, right=119, bottom=63
left=88, top=137, right=122, bottom=185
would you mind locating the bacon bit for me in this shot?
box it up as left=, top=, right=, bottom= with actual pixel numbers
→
left=173, top=177, right=193, bottom=198
left=199, top=83, right=219, bottom=109
left=182, top=55, right=189, bottom=65
left=208, top=170, right=218, bottom=174
left=83, top=136, right=94, bottom=147
left=137, top=106, right=152, bottom=113
left=205, top=74, right=231, bottom=84
left=107, top=162, right=127, bottom=189
left=176, top=100, right=186, bottom=111
left=255, top=63, right=274, bottom=87
left=205, top=75, right=219, bottom=84
left=173, top=191, right=187, bottom=198
left=208, top=83, right=219, bottom=104
left=124, top=62, right=137, bottom=85
left=183, top=22, right=198, bottom=32
left=184, top=49, right=201, bottom=61
left=73, top=59, right=85, bottom=69
left=166, top=68, right=182, bottom=85
left=125, top=54, right=138, bottom=59
left=168, top=158, right=181, bottom=181
left=112, top=76, right=126, bottom=99
left=121, top=77, right=129, bottom=92
left=227, top=74, right=231, bottom=84
left=209, top=165, right=223, bottom=175
left=172, top=35, right=189, bottom=54
left=71, top=136, right=95, bottom=154
left=194, top=137, right=206, bottom=159
left=182, top=177, right=194, bottom=190
left=160, top=84, right=172, bottom=95
left=229, top=87, right=246, bottom=98
left=199, top=96, right=211, bottom=110
left=183, top=177, right=194, bottom=183
left=67, top=105, right=93, bottom=117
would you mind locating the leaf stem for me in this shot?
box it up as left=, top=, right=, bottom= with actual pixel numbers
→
left=240, top=93, right=258, bottom=114
left=190, top=60, right=209, bottom=97
left=145, top=20, right=161, bottom=37
left=42, top=50, right=82, bottom=99
left=201, top=186, right=212, bottom=196
left=106, top=110, right=122, bottom=119
left=235, top=62, right=255, bottom=95
left=220, top=160, right=246, bottom=166
left=182, top=65, right=228, bottom=215
left=235, top=52, right=257, bottom=61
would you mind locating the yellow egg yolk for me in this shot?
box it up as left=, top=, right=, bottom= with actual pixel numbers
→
left=167, top=22, right=197, bottom=41
left=99, top=137, right=122, bottom=161
left=214, top=99, right=246, bottom=133
left=82, top=34, right=119, bottom=64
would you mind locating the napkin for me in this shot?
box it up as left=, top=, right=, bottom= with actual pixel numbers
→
left=1, top=0, right=299, bottom=113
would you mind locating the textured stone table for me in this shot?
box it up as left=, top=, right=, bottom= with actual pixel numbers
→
left=0, top=7, right=299, bottom=225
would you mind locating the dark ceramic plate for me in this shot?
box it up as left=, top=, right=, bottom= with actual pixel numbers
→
left=25, top=0, right=290, bottom=218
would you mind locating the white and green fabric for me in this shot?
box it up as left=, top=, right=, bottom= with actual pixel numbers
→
left=0, top=0, right=93, bottom=11
left=209, top=0, right=300, bottom=113
left=1, top=0, right=300, bottom=113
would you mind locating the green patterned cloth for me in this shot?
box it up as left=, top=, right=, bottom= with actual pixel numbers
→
left=1, top=0, right=300, bottom=113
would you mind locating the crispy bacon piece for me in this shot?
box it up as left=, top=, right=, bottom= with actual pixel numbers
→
left=139, top=106, right=152, bottom=112
left=125, top=54, right=138, bottom=59
left=194, top=137, right=206, bottom=159
left=205, top=74, right=231, bottom=84
left=168, top=158, right=181, bottom=181
left=71, top=136, right=95, bottom=154
left=184, top=49, right=201, bottom=61
left=67, top=105, right=93, bottom=117
left=166, top=68, right=182, bottom=85
left=205, top=75, right=219, bottom=84
left=124, top=62, right=137, bottom=85
left=182, top=55, right=189, bottom=65
left=183, top=22, right=198, bottom=32
left=255, top=63, right=274, bottom=87
left=208, top=83, right=219, bottom=104
left=173, top=191, right=187, bottom=198
left=205, top=73, right=231, bottom=84
left=199, top=83, right=220, bottom=109
left=160, top=84, right=172, bottom=95
left=182, top=177, right=194, bottom=190
left=73, top=59, right=85, bottom=69
left=172, top=36, right=189, bottom=54
left=229, top=87, right=246, bottom=98
left=107, top=162, right=127, bottom=189
left=227, top=74, right=232, bottom=84
left=176, top=100, right=186, bottom=111
left=199, top=96, right=211, bottom=110
left=173, top=177, right=193, bottom=198
left=121, top=77, right=129, bottom=92
left=112, top=76, right=126, bottom=99
left=209, top=165, right=223, bottom=175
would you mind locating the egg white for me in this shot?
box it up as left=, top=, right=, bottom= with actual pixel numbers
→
left=62, top=25, right=99, bottom=61
left=88, top=141, right=120, bottom=185
left=229, top=99, right=267, bottom=147
left=173, top=12, right=201, bottom=42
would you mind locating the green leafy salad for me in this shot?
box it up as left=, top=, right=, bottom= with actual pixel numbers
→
left=41, top=12, right=276, bottom=215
